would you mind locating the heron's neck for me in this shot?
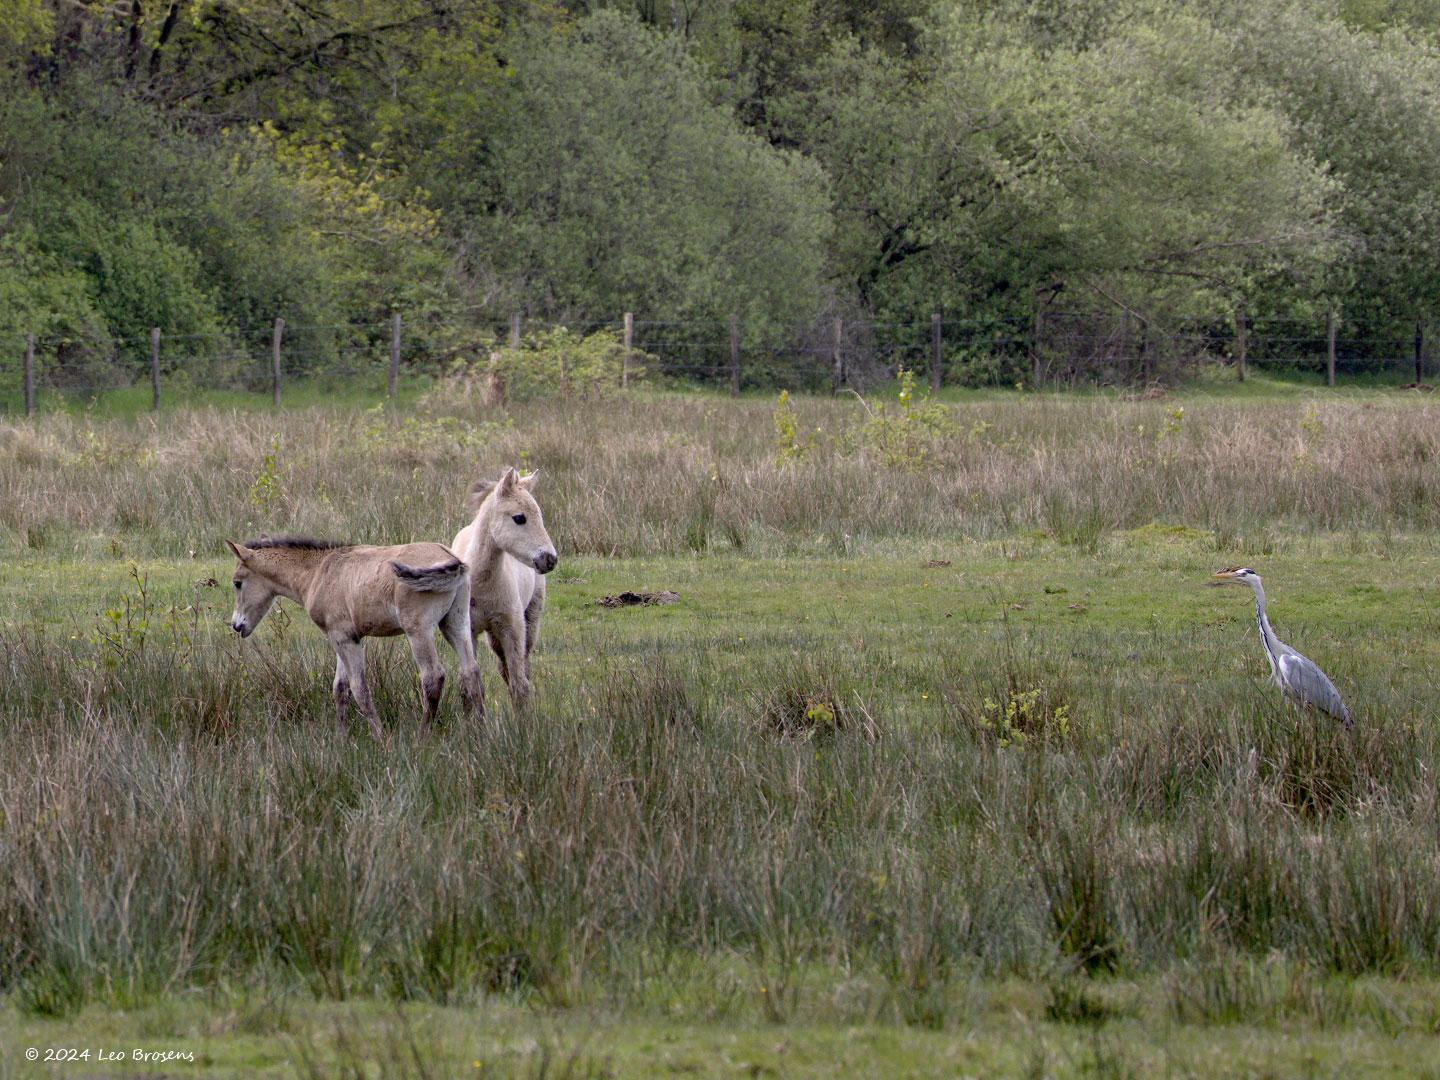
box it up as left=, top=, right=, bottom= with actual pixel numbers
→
left=1250, top=580, right=1282, bottom=661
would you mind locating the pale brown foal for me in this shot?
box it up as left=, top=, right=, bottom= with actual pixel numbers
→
left=226, top=536, right=485, bottom=737
left=452, top=468, right=558, bottom=710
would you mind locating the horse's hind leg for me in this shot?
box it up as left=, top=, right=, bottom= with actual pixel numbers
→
left=332, top=654, right=351, bottom=733
left=405, top=629, right=445, bottom=732
left=440, top=597, right=485, bottom=721
left=335, top=637, right=383, bottom=740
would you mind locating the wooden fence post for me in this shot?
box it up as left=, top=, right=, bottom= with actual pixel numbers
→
left=930, top=313, right=942, bottom=392
left=1326, top=309, right=1337, bottom=387
left=1139, top=319, right=1151, bottom=383
left=622, top=311, right=633, bottom=389
left=271, top=317, right=284, bottom=407
left=1121, top=309, right=1133, bottom=380
left=150, top=327, right=161, bottom=410
left=1032, top=305, right=1044, bottom=388
left=509, top=312, right=521, bottom=350
left=1235, top=302, right=1247, bottom=383
left=831, top=317, right=844, bottom=392
left=24, top=333, right=35, bottom=417
left=388, top=313, right=402, bottom=397
left=729, top=314, right=740, bottom=396
left=1415, top=321, right=1424, bottom=385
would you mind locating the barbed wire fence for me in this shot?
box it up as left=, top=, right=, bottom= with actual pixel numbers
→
left=5, top=306, right=1434, bottom=415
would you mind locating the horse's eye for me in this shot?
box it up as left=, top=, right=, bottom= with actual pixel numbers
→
left=512, top=514, right=527, bottom=525
left=234, top=580, right=242, bottom=590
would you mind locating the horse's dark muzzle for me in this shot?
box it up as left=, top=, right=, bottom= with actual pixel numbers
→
left=533, top=551, right=558, bottom=574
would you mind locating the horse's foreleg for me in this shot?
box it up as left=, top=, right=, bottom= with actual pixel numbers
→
left=485, top=628, right=510, bottom=686
left=406, top=630, right=445, bottom=732
left=441, top=598, right=486, bottom=722
left=332, top=654, right=351, bottom=733
left=522, top=583, right=545, bottom=673
left=335, top=637, right=383, bottom=740
left=496, top=617, right=532, bottom=711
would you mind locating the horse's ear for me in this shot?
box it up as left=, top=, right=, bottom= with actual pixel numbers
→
left=519, top=470, right=539, bottom=492
left=225, top=539, right=249, bottom=561
left=497, top=466, right=519, bottom=494
left=465, top=479, right=496, bottom=513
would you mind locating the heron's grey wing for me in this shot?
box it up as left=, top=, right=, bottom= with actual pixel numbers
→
left=1277, top=651, right=1351, bottom=724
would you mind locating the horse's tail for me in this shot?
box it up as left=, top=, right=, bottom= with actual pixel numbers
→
left=390, top=558, right=468, bottom=593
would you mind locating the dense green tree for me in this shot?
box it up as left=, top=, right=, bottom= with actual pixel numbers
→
left=777, top=10, right=1332, bottom=326
left=452, top=11, right=830, bottom=329
left=1015, top=11, right=1335, bottom=317
left=1227, top=1, right=1440, bottom=334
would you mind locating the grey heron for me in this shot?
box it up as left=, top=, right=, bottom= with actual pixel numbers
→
left=1213, top=567, right=1352, bottom=729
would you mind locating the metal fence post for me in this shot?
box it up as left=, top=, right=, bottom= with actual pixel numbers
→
left=271, top=317, right=284, bottom=407
left=831, top=317, right=843, bottom=392
left=150, top=327, right=161, bottom=410
left=1415, top=321, right=1424, bottom=385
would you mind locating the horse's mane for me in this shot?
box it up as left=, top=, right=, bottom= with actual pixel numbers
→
left=465, top=479, right=497, bottom=514
left=464, top=469, right=537, bottom=514
left=241, top=535, right=351, bottom=551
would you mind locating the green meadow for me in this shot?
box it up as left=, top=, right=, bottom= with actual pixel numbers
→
left=2, top=383, right=1440, bottom=1076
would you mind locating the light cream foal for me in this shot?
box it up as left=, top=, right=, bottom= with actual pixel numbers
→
left=226, top=536, right=485, bottom=737
left=451, top=468, right=558, bottom=709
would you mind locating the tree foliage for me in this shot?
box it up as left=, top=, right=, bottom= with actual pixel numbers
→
left=4, top=0, right=1440, bottom=362
left=459, top=12, right=830, bottom=328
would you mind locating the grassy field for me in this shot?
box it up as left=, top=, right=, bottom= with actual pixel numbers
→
left=2, top=380, right=1440, bottom=1076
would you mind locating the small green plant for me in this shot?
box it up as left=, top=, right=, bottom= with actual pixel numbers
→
left=856, top=368, right=955, bottom=468
left=757, top=684, right=861, bottom=739
left=1159, top=405, right=1185, bottom=440
left=1155, top=405, right=1184, bottom=456
left=94, top=565, right=201, bottom=668
left=1295, top=403, right=1324, bottom=471
left=772, top=390, right=813, bottom=461
left=250, top=434, right=283, bottom=513
left=979, top=685, right=1071, bottom=748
